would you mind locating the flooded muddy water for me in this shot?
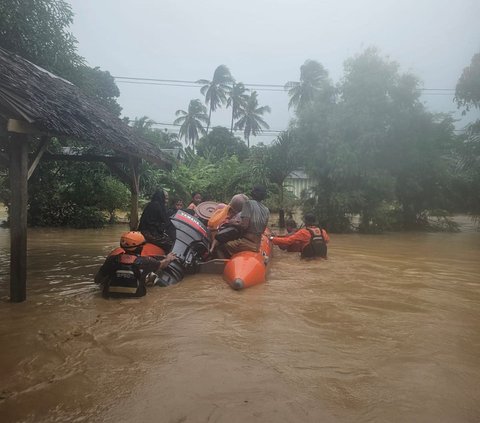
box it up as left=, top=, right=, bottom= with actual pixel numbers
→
left=0, top=221, right=479, bottom=422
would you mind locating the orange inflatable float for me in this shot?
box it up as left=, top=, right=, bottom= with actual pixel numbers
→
left=198, top=229, right=272, bottom=290
left=223, top=230, right=272, bottom=290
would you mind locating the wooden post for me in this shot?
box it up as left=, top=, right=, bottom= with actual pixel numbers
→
left=129, top=157, right=140, bottom=230
left=9, top=133, right=29, bottom=302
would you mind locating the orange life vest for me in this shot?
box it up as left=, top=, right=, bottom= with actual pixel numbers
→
left=301, top=226, right=327, bottom=259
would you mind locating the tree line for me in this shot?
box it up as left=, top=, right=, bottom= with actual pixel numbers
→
left=0, top=0, right=478, bottom=232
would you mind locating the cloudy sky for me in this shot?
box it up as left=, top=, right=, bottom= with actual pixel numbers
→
left=69, top=0, right=480, bottom=144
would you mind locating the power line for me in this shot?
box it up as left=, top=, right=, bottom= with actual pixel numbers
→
left=129, top=119, right=283, bottom=134
left=113, top=75, right=456, bottom=93
left=114, top=75, right=286, bottom=89
left=115, top=80, right=286, bottom=92
left=131, top=119, right=467, bottom=135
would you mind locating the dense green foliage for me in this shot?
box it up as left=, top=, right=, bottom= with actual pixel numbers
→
left=0, top=0, right=122, bottom=116
left=196, top=127, right=248, bottom=162
left=454, top=52, right=480, bottom=219
left=0, top=0, right=82, bottom=77
left=294, top=48, right=459, bottom=232
left=26, top=143, right=129, bottom=228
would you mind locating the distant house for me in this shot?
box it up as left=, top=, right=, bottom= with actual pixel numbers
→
left=284, top=169, right=315, bottom=199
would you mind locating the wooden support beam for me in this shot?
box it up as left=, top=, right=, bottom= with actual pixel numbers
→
left=0, top=151, right=9, bottom=167
left=28, top=135, right=50, bottom=180
left=129, top=156, right=141, bottom=230
left=9, top=133, right=29, bottom=302
left=105, top=160, right=140, bottom=229
left=7, top=119, right=44, bottom=135
left=1, top=132, right=10, bottom=166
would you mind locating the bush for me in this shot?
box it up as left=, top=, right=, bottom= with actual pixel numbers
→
left=67, top=206, right=106, bottom=229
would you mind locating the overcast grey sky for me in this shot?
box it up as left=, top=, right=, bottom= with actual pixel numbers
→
left=69, top=0, right=480, bottom=145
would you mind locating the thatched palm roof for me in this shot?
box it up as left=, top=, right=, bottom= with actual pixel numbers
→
left=0, top=47, right=171, bottom=168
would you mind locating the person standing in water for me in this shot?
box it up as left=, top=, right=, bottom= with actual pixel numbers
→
left=270, top=213, right=330, bottom=258
left=94, top=231, right=177, bottom=297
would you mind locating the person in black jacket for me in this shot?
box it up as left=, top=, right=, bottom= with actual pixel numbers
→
left=94, top=231, right=177, bottom=297
left=138, top=189, right=175, bottom=250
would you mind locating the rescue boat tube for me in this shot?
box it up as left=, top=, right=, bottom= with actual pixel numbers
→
left=223, top=231, right=272, bottom=290
left=107, top=243, right=165, bottom=258
left=140, top=243, right=165, bottom=256
left=155, top=210, right=210, bottom=287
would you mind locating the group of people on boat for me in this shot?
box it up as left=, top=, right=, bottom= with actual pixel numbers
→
left=95, top=184, right=329, bottom=297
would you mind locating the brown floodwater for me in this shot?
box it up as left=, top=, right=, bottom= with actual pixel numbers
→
left=0, top=219, right=479, bottom=422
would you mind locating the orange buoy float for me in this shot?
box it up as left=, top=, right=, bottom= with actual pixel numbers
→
left=223, top=231, right=272, bottom=290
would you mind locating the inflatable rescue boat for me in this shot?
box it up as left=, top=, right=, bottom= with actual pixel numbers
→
left=153, top=209, right=272, bottom=290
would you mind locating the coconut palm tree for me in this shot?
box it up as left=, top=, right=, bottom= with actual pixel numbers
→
left=234, top=91, right=271, bottom=148
left=196, top=65, right=234, bottom=133
left=173, top=99, right=209, bottom=152
left=131, top=116, right=155, bottom=132
left=284, top=60, right=330, bottom=111
left=226, top=82, right=249, bottom=133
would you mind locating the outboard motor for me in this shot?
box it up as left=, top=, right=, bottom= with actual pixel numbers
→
left=155, top=210, right=210, bottom=286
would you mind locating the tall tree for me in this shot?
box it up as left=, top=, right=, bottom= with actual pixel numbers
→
left=285, top=60, right=331, bottom=111
left=196, top=127, right=249, bottom=161
left=197, top=65, right=234, bottom=133
left=0, top=0, right=122, bottom=114
left=455, top=52, right=480, bottom=111
left=294, top=48, right=456, bottom=232
left=130, top=116, right=182, bottom=150
left=173, top=99, right=209, bottom=151
left=234, top=91, right=271, bottom=148
left=0, top=0, right=83, bottom=78
left=226, top=82, right=249, bottom=133
left=454, top=51, right=480, bottom=218
left=74, top=66, right=122, bottom=116
left=265, top=131, right=301, bottom=227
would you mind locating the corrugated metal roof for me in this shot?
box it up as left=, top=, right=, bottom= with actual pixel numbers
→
left=286, top=169, right=309, bottom=179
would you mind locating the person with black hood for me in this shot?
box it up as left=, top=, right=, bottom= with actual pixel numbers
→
left=219, top=185, right=270, bottom=258
left=138, top=189, right=175, bottom=251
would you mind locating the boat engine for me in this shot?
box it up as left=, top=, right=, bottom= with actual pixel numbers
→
left=154, top=210, right=210, bottom=286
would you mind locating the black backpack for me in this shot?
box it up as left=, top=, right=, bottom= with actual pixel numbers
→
left=103, top=253, right=146, bottom=298
left=301, top=228, right=327, bottom=259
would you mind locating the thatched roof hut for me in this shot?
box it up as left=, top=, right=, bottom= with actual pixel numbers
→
left=0, top=46, right=171, bottom=168
left=0, top=47, right=173, bottom=302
